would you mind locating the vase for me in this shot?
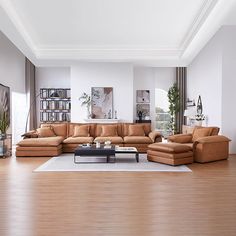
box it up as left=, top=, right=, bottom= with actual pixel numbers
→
left=195, top=120, right=202, bottom=126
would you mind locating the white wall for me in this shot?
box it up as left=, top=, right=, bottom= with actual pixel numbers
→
left=133, top=67, right=175, bottom=129
left=71, top=63, right=133, bottom=122
left=35, top=67, right=71, bottom=125
left=0, top=31, right=26, bottom=144
left=221, top=26, right=236, bottom=154
left=187, top=29, right=223, bottom=128
left=188, top=26, right=236, bottom=153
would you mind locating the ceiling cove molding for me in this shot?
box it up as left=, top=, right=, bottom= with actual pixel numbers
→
left=180, top=0, right=219, bottom=53
left=35, top=48, right=183, bottom=60
left=182, top=0, right=236, bottom=64
left=0, top=0, right=37, bottom=53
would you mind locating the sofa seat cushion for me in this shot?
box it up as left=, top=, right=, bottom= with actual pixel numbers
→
left=17, top=136, right=64, bottom=147
left=124, top=136, right=152, bottom=144
left=94, top=136, right=123, bottom=144
left=148, top=143, right=192, bottom=153
left=63, top=137, right=94, bottom=144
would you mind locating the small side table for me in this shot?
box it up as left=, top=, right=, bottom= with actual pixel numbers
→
left=0, top=134, right=12, bottom=158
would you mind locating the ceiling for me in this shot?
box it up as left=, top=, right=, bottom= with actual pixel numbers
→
left=0, top=0, right=236, bottom=66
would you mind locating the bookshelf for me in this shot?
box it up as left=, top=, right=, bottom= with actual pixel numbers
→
left=40, top=88, right=71, bottom=122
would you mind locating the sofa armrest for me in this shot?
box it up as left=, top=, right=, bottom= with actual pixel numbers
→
left=148, top=131, right=162, bottom=142
left=168, top=134, right=192, bottom=143
left=21, top=130, right=38, bottom=139
left=194, top=135, right=231, bottom=144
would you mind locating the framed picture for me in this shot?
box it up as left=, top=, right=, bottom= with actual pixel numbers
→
left=91, top=87, right=113, bottom=119
left=0, top=83, right=10, bottom=127
left=136, top=90, right=150, bottom=103
left=136, top=104, right=150, bottom=117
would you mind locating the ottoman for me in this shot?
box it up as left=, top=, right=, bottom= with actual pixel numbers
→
left=147, top=143, right=193, bottom=166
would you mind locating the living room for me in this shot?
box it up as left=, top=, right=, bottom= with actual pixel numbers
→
left=1, top=0, right=236, bottom=235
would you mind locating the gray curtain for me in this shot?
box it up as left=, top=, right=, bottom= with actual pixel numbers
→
left=25, top=58, right=36, bottom=131
left=176, top=67, right=187, bottom=133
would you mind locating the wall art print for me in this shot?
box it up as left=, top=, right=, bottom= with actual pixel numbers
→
left=91, top=87, right=113, bottom=119
left=136, top=90, right=150, bottom=103
left=136, top=104, right=150, bottom=117
left=0, top=83, right=10, bottom=126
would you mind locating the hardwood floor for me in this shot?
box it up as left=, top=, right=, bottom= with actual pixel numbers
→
left=0, top=155, right=236, bottom=236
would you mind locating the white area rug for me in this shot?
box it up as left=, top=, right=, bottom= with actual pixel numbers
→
left=34, top=154, right=192, bottom=172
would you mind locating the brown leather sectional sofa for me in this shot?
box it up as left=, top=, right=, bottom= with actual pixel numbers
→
left=16, top=122, right=162, bottom=157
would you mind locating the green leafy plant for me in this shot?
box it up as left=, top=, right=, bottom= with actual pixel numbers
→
left=0, top=111, right=9, bottom=134
left=167, top=83, right=180, bottom=134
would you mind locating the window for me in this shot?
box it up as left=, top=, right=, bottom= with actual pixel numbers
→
left=155, top=89, right=171, bottom=137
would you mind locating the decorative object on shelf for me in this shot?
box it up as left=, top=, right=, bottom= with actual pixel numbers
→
left=196, top=95, right=203, bottom=114
left=136, top=90, right=150, bottom=103
left=167, top=83, right=180, bottom=134
left=136, top=104, right=150, bottom=121
left=50, top=91, right=60, bottom=98
left=114, top=110, right=118, bottom=119
left=39, top=88, right=71, bottom=124
left=91, top=87, right=113, bottom=119
left=108, top=109, right=112, bottom=119
left=186, top=98, right=195, bottom=107
left=79, top=92, right=91, bottom=119
left=195, top=95, right=205, bottom=126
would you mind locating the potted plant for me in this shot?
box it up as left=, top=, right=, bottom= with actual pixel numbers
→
left=195, top=113, right=205, bottom=126
left=0, top=111, right=9, bottom=139
left=79, top=92, right=91, bottom=118
left=167, top=83, right=180, bottom=134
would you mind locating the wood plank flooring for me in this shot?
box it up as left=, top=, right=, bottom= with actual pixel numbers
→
left=0, top=155, right=236, bottom=236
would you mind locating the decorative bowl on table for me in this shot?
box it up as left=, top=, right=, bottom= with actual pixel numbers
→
left=104, top=140, right=111, bottom=146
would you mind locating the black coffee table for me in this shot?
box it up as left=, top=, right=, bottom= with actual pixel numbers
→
left=74, top=145, right=116, bottom=163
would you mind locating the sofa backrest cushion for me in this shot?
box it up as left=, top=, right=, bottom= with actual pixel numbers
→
left=192, top=127, right=213, bottom=142
left=41, top=123, right=67, bottom=137
left=95, top=124, right=122, bottom=137
left=100, top=125, right=118, bottom=137
left=68, top=123, right=96, bottom=137
left=73, top=125, right=90, bottom=137
left=123, top=123, right=151, bottom=136
left=37, top=127, right=56, bottom=137
left=209, top=127, right=220, bottom=135
left=128, top=125, right=145, bottom=136
left=193, top=126, right=220, bottom=136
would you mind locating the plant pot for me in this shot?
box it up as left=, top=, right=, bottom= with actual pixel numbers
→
left=0, top=133, right=6, bottom=140
left=195, top=120, right=202, bottom=126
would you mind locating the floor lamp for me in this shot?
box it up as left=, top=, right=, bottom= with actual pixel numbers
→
left=25, top=90, right=60, bottom=133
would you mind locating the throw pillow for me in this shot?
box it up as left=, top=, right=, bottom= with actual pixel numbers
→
left=37, top=127, right=56, bottom=137
left=21, top=130, right=38, bottom=138
left=192, top=127, right=212, bottom=142
left=73, top=125, right=90, bottom=137
left=128, top=125, right=145, bottom=136
left=100, top=125, right=118, bottom=137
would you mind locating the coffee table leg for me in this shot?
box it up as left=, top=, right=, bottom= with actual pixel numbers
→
left=136, top=153, right=139, bottom=162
